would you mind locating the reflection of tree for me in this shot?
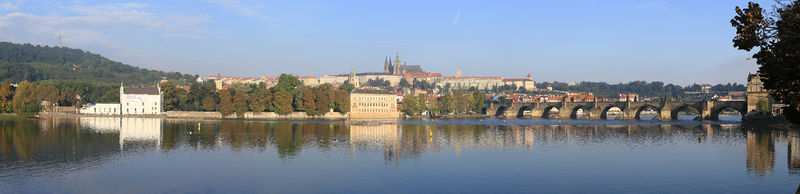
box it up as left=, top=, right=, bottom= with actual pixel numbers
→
left=0, top=118, right=119, bottom=163
left=274, top=122, right=305, bottom=159
left=746, top=130, right=775, bottom=176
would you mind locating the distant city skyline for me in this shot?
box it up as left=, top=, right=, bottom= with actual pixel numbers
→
left=0, top=0, right=775, bottom=85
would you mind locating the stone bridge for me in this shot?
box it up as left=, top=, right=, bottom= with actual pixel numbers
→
left=486, top=100, right=746, bottom=121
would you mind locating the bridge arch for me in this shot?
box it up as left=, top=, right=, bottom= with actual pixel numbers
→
left=494, top=105, right=509, bottom=117
left=542, top=106, right=560, bottom=119
left=569, top=105, right=593, bottom=119
left=633, top=104, right=661, bottom=120
left=709, top=102, right=746, bottom=121
left=600, top=105, right=624, bottom=120
left=516, top=105, right=533, bottom=118
left=670, top=104, right=702, bottom=120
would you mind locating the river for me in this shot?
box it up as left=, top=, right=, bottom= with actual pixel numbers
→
left=0, top=116, right=798, bottom=193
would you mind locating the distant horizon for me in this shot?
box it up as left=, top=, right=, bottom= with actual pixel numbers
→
left=0, top=0, right=774, bottom=85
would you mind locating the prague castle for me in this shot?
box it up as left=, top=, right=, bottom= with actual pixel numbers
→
left=384, top=52, right=424, bottom=75
left=310, top=51, right=535, bottom=92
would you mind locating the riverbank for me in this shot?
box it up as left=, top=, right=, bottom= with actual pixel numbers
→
left=742, top=115, right=798, bottom=129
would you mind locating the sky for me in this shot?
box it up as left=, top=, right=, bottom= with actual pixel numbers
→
left=0, top=0, right=778, bottom=85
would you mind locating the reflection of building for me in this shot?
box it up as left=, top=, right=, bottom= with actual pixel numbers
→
left=350, top=89, right=399, bottom=119
left=79, top=117, right=163, bottom=150
left=746, top=130, right=774, bottom=175
left=349, top=124, right=400, bottom=147
left=121, top=84, right=162, bottom=115
left=789, top=130, right=800, bottom=173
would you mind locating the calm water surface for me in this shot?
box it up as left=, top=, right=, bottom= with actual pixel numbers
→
left=1, top=116, right=798, bottom=193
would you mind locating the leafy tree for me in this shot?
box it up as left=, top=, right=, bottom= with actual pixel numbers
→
left=248, top=87, right=270, bottom=112
left=219, top=90, right=234, bottom=116
left=294, top=86, right=308, bottom=111
left=334, top=90, right=350, bottom=113
left=274, top=74, right=301, bottom=94
left=399, top=78, right=411, bottom=88
left=339, top=83, right=355, bottom=92
left=314, top=84, right=333, bottom=115
left=273, top=89, right=293, bottom=114
left=757, top=98, right=770, bottom=113
left=401, top=94, right=424, bottom=115
left=201, top=95, right=218, bottom=111
left=160, top=82, right=180, bottom=111
left=472, top=89, right=486, bottom=113
left=302, top=87, right=317, bottom=116
left=99, top=89, right=119, bottom=103
left=426, top=95, right=440, bottom=114
left=188, top=81, right=203, bottom=111
left=11, top=81, right=39, bottom=116
left=233, top=88, right=249, bottom=118
left=441, top=91, right=455, bottom=113
left=732, top=1, right=800, bottom=123
left=0, top=83, right=12, bottom=112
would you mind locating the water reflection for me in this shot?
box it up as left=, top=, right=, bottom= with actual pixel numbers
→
left=2, top=117, right=800, bottom=192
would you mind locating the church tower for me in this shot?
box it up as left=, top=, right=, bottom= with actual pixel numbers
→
left=383, top=56, right=390, bottom=74
left=456, top=68, right=462, bottom=78
left=393, top=51, right=402, bottom=75
left=349, top=68, right=360, bottom=87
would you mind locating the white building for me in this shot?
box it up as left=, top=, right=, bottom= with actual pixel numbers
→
left=79, top=103, right=121, bottom=115
left=120, top=84, right=162, bottom=115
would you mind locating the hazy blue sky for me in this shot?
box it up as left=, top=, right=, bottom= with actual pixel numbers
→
left=0, top=0, right=775, bottom=85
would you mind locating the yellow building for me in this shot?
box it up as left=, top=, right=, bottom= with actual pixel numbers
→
left=350, top=89, right=399, bottom=119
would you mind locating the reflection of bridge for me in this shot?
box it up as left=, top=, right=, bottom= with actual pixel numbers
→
left=486, top=100, right=746, bottom=120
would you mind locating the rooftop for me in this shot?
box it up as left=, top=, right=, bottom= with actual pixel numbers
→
left=123, top=86, right=160, bottom=95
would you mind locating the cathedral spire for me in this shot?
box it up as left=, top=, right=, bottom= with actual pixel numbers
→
left=384, top=56, right=390, bottom=74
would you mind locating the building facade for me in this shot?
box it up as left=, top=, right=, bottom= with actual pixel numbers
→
left=350, top=89, right=399, bottom=119
left=502, top=74, right=536, bottom=91
left=120, top=85, right=162, bottom=115
left=79, top=103, right=121, bottom=115
left=440, top=76, right=504, bottom=90
left=746, top=73, right=785, bottom=115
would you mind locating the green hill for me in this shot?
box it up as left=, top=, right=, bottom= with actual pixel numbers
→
left=0, top=41, right=193, bottom=84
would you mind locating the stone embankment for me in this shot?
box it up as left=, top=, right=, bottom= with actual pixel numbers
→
left=165, top=111, right=349, bottom=120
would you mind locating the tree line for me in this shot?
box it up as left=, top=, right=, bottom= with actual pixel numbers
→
left=160, top=74, right=351, bottom=118
left=0, top=41, right=193, bottom=84
left=400, top=90, right=486, bottom=116
left=0, top=81, right=124, bottom=116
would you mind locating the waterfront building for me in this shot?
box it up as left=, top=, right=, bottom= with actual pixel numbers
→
left=350, top=89, right=399, bottom=119
left=79, top=103, right=121, bottom=115
left=746, top=73, right=785, bottom=115
left=120, top=84, right=162, bottom=115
